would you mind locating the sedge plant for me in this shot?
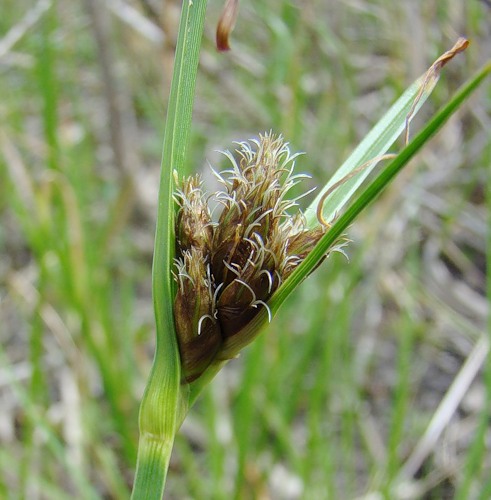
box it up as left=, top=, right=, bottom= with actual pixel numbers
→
left=131, top=1, right=491, bottom=497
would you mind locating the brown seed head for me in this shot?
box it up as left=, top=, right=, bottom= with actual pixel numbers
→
left=173, top=132, right=338, bottom=382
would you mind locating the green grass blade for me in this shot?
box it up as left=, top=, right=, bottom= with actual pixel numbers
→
left=271, top=61, right=491, bottom=313
left=132, top=0, right=208, bottom=497
left=304, top=42, right=467, bottom=227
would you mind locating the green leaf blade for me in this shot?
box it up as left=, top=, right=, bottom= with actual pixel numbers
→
left=274, top=61, right=491, bottom=313
left=305, top=67, right=446, bottom=227
left=132, top=0, right=209, bottom=498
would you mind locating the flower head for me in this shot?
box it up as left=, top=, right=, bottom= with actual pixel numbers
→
left=173, top=132, right=337, bottom=382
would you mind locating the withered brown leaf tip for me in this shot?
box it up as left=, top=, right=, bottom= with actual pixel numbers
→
left=173, top=132, right=332, bottom=383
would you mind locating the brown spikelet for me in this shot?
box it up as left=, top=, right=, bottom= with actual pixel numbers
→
left=174, top=174, right=213, bottom=253
left=173, top=248, right=221, bottom=382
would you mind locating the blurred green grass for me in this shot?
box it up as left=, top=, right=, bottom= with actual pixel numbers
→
left=0, top=0, right=489, bottom=498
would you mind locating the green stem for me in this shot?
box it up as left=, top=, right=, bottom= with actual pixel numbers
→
left=132, top=434, right=173, bottom=498
left=132, top=0, right=208, bottom=497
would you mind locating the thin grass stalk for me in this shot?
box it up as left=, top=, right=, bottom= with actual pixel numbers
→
left=131, top=0, right=208, bottom=497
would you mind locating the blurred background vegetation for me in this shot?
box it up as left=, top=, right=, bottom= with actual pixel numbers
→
left=0, top=0, right=489, bottom=498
